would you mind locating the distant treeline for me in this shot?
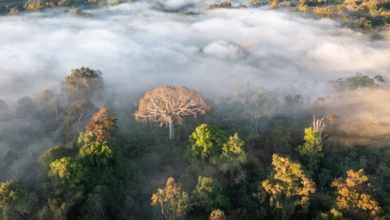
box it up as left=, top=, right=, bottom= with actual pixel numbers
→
left=2, top=0, right=390, bottom=32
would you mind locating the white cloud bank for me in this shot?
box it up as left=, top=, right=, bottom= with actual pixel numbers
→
left=0, top=3, right=389, bottom=101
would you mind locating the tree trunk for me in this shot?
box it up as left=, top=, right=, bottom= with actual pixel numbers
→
left=168, top=117, right=174, bottom=141
left=78, top=113, right=84, bottom=133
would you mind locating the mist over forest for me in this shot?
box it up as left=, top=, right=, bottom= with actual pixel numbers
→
left=0, top=2, right=389, bottom=100
left=0, top=0, right=390, bottom=219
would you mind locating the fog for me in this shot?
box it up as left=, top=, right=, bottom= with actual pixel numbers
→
left=0, top=2, right=389, bottom=103
left=0, top=2, right=390, bottom=208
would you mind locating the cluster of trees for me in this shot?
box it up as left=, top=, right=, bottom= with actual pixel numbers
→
left=0, top=0, right=124, bottom=15
left=0, top=68, right=390, bottom=219
left=248, top=0, right=390, bottom=31
left=2, top=0, right=390, bottom=35
left=185, top=0, right=390, bottom=31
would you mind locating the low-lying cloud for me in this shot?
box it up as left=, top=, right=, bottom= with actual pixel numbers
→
left=0, top=3, right=389, bottom=102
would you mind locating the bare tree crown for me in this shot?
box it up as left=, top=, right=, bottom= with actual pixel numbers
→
left=134, top=86, right=208, bottom=127
left=313, top=115, right=326, bottom=137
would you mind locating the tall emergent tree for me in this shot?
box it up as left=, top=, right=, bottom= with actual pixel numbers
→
left=134, top=86, right=208, bottom=140
left=296, top=116, right=325, bottom=175
left=61, top=67, right=104, bottom=103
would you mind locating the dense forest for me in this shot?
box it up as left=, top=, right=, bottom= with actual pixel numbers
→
left=0, top=66, right=389, bottom=220
left=0, top=0, right=390, bottom=219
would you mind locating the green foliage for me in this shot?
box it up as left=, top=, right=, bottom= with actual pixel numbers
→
left=374, top=75, right=384, bottom=83
left=2, top=67, right=390, bottom=220
left=355, top=17, right=373, bottom=31
left=192, top=177, right=229, bottom=212
left=296, top=127, right=323, bottom=174
left=56, top=100, right=96, bottom=143
left=0, top=179, right=36, bottom=220
left=15, top=96, right=39, bottom=119
left=38, top=145, right=75, bottom=184
left=78, top=131, right=96, bottom=146
left=36, top=88, right=60, bottom=123
left=186, top=124, right=247, bottom=176
left=39, top=191, right=83, bottom=220
left=61, top=67, right=104, bottom=103
left=326, top=113, right=336, bottom=125
left=318, top=169, right=332, bottom=191
left=264, top=123, right=292, bottom=157
left=219, top=134, right=246, bottom=173
left=79, top=185, right=107, bottom=220
left=336, top=72, right=377, bottom=91
left=43, top=133, right=144, bottom=219
left=49, top=157, right=84, bottom=190
left=252, top=87, right=279, bottom=110
left=368, top=2, right=383, bottom=17
left=78, top=141, right=114, bottom=189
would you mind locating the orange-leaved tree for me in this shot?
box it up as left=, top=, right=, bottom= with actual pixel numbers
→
left=331, top=169, right=382, bottom=219
left=86, top=108, right=118, bottom=142
left=151, top=177, right=191, bottom=219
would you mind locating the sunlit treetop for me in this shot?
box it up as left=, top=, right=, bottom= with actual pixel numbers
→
left=151, top=177, right=191, bottom=219
left=261, top=154, right=316, bottom=220
left=86, top=108, right=118, bottom=142
left=210, top=209, right=226, bottom=220
left=134, top=86, right=208, bottom=140
left=331, top=169, right=383, bottom=219
left=187, top=123, right=246, bottom=175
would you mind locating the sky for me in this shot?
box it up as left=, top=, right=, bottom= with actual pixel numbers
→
left=0, top=2, right=389, bottom=102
